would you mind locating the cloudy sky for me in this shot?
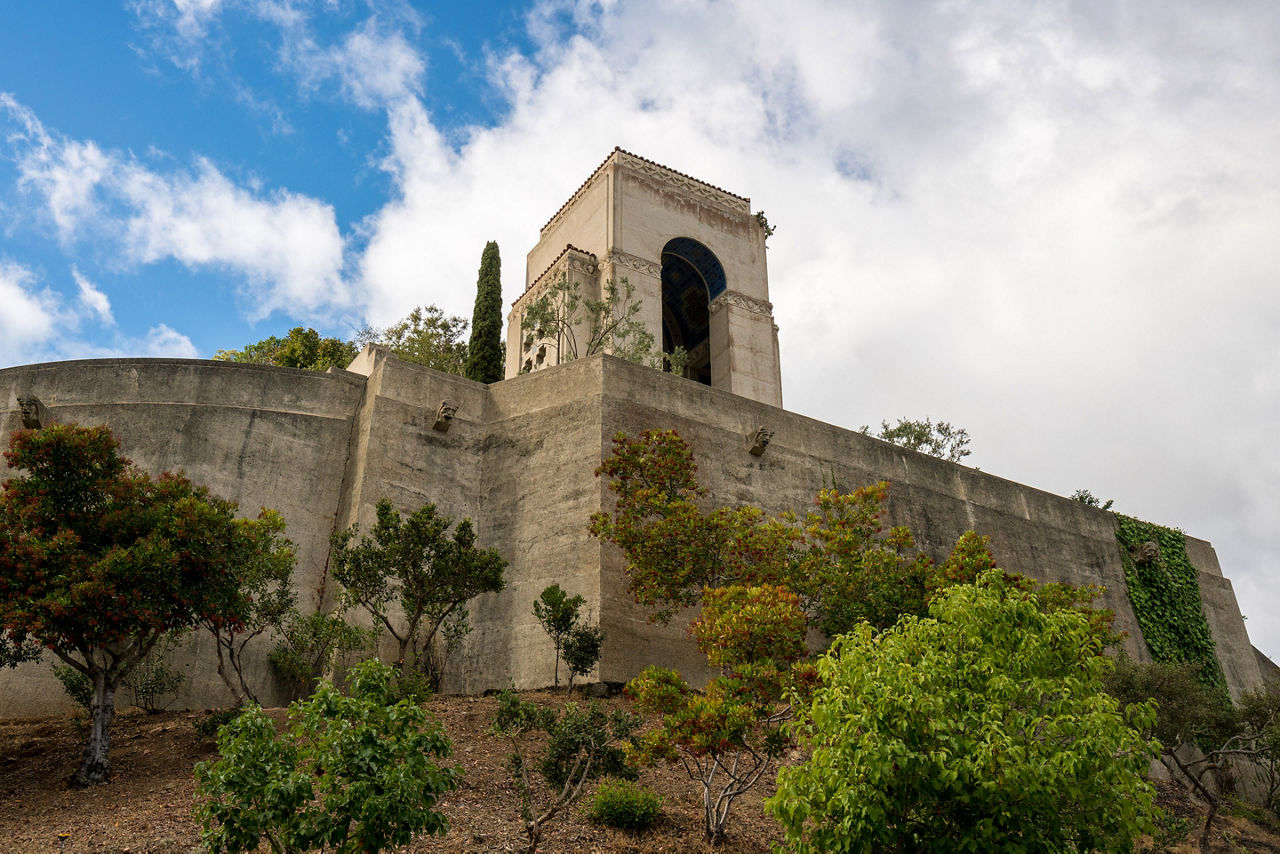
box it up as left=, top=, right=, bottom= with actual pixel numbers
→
left=2, top=2, right=1277, bottom=658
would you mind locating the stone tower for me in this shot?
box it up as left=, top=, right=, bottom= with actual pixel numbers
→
left=506, top=148, right=783, bottom=408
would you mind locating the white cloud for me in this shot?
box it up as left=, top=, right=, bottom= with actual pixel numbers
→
left=0, top=259, right=62, bottom=364
left=283, top=17, right=426, bottom=110
left=138, top=323, right=200, bottom=358
left=131, top=0, right=426, bottom=110
left=116, top=158, right=348, bottom=320
left=1, top=95, right=349, bottom=322
left=0, top=259, right=195, bottom=364
left=72, top=267, right=113, bottom=325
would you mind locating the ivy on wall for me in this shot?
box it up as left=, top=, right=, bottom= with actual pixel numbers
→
left=1115, top=514, right=1227, bottom=697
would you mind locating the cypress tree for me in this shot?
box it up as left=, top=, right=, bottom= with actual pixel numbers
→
left=464, top=241, right=505, bottom=383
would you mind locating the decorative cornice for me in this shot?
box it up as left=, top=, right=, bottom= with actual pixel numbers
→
left=542, top=147, right=750, bottom=235
left=615, top=151, right=750, bottom=220
left=710, top=290, right=774, bottom=317
left=606, top=250, right=661, bottom=279
left=516, top=244, right=597, bottom=305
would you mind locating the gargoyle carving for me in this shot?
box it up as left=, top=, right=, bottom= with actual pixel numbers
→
left=17, top=396, right=43, bottom=429
left=433, top=400, right=458, bottom=432
left=1131, top=540, right=1160, bottom=566
left=745, top=426, right=773, bottom=456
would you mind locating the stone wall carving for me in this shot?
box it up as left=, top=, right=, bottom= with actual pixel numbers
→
left=606, top=250, right=661, bottom=279
left=745, top=426, right=773, bottom=456
left=615, top=151, right=750, bottom=219
left=17, top=396, right=43, bottom=428
left=709, top=291, right=774, bottom=318
left=433, top=400, right=458, bottom=432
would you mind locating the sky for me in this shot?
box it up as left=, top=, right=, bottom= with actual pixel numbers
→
left=1, top=1, right=1278, bottom=659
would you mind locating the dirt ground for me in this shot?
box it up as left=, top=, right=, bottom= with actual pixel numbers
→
left=2, top=692, right=1279, bottom=853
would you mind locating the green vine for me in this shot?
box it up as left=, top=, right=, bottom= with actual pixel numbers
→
left=1114, top=514, right=1227, bottom=698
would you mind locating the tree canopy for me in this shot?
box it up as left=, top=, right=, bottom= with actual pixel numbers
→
left=214, top=305, right=469, bottom=375
left=330, top=498, right=506, bottom=685
left=214, top=327, right=357, bottom=371
left=862, top=417, right=972, bottom=462
left=770, top=570, right=1162, bottom=853
left=465, top=241, right=505, bottom=383
left=0, top=424, right=290, bottom=784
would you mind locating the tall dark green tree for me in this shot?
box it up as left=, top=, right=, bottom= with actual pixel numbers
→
left=464, top=241, right=505, bottom=383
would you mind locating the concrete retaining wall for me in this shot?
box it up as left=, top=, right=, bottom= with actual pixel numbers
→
left=0, top=352, right=1263, bottom=715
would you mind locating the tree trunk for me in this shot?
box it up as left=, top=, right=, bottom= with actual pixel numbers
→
left=214, top=637, right=246, bottom=707
left=70, top=678, right=116, bottom=786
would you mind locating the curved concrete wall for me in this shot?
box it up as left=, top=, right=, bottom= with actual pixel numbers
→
left=0, top=352, right=1264, bottom=715
left=0, top=358, right=366, bottom=714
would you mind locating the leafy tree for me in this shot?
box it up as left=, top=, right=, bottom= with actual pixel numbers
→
left=202, top=509, right=297, bottom=706
left=629, top=583, right=808, bottom=845
left=214, top=327, right=357, bottom=371
left=53, top=661, right=94, bottom=716
left=589, top=430, right=799, bottom=624
left=268, top=609, right=374, bottom=701
left=590, top=431, right=942, bottom=635
left=561, top=622, right=604, bottom=696
left=769, top=570, right=1162, bottom=853
left=194, top=659, right=459, bottom=854
left=533, top=584, right=586, bottom=689
left=358, top=305, right=469, bottom=374
left=861, top=417, right=971, bottom=462
left=0, top=424, right=290, bottom=785
left=1071, top=488, right=1115, bottom=510
left=330, top=498, right=506, bottom=685
left=1104, top=657, right=1278, bottom=851
left=792, top=483, right=934, bottom=636
left=0, top=630, right=40, bottom=668
left=490, top=690, right=640, bottom=853
left=628, top=583, right=812, bottom=843
left=465, top=240, right=505, bottom=383
left=521, top=275, right=655, bottom=367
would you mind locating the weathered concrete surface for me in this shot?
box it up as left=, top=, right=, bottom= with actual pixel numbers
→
left=0, top=352, right=1266, bottom=715
left=0, top=359, right=366, bottom=715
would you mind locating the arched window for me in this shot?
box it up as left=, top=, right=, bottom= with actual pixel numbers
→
left=661, top=238, right=725, bottom=386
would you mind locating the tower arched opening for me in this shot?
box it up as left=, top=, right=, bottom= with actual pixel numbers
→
left=661, top=237, right=725, bottom=386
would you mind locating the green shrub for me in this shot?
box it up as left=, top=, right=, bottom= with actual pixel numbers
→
left=587, top=778, right=662, bottom=830
left=193, top=707, right=244, bottom=739
left=125, top=653, right=187, bottom=713
left=52, top=664, right=93, bottom=716
left=194, top=660, right=459, bottom=853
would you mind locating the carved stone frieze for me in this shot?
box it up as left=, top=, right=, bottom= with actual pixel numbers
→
left=709, top=291, right=774, bottom=318
left=606, top=250, right=661, bottom=279
left=566, top=254, right=598, bottom=277
left=615, top=151, right=750, bottom=218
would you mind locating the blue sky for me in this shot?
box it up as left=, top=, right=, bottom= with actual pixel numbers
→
left=3, top=1, right=1280, bottom=661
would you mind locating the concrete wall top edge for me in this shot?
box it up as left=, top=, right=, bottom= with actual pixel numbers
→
left=1, top=357, right=367, bottom=387
left=590, top=353, right=1139, bottom=538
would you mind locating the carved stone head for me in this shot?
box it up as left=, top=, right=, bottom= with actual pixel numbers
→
left=17, top=396, right=43, bottom=429
left=433, top=400, right=458, bottom=432
left=746, top=426, right=773, bottom=456
left=1131, top=540, right=1160, bottom=567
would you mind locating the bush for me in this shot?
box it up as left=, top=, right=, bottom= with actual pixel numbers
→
left=769, top=570, right=1162, bottom=853
left=124, top=642, right=187, bottom=713
left=194, top=660, right=459, bottom=853
left=587, top=778, right=662, bottom=830
left=52, top=664, right=93, bottom=716
left=193, top=707, right=244, bottom=740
